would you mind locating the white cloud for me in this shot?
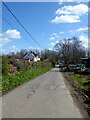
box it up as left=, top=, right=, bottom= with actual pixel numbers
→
left=51, top=15, right=80, bottom=23
left=10, top=45, right=18, bottom=53
left=12, top=45, right=17, bottom=49
left=0, top=29, right=21, bottom=39
left=79, top=35, right=88, bottom=48
left=56, top=4, right=88, bottom=16
left=56, top=8, right=71, bottom=15
left=51, top=42, right=56, bottom=46
left=51, top=3, right=88, bottom=24
left=0, top=38, right=10, bottom=47
left=0, top=29, right=21, bottom=46
left=50, top=37, right=55, bottom=40
left=29, top=46, right=41, bottom=50
left=60, top=31, right=64, bottom=34
left=29, top=46, right=34, bottom=49
left=36, top=47, right=41, bottom=50
left=69, top=30, right=74, bottom=33
left=57, top=10, right=70, bottom=15
left=76, top=27, right=88, bottom=32
left=55, top=35, right=60, bottom=38
left=52, top=33, right=57, bottom=36
left=52, top=33, right=60, bottom=38
left=50, top=32, right=60, bottom=41
left=48, top=47, right=53, bottom=50
left=68, top=27, right=88, bottom=34
left=56, top=40, right=59, bottom=43
left=58, top=0, right=89, bottom=4
left=51, top=40, right=59, bottom=46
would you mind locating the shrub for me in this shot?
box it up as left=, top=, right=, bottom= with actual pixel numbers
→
left=2, top=56, right=9, bottom=75
left=15, top=61, right=31, bottom=71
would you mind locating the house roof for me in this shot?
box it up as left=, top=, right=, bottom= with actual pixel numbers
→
left=24, top=51, right=36, bottom=60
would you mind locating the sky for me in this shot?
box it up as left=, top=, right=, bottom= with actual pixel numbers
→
left=1, top=1, right=89, bottom=54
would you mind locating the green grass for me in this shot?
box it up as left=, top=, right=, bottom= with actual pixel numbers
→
left=2, top=67, right=52, bottom=94
left=70, top=74, right=90, bottom=89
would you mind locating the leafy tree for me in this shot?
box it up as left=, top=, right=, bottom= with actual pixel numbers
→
left=41, top=49, right=59, bottom=66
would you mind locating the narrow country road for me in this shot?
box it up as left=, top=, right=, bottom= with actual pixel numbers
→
left=2, top=68, right=83, bottom=118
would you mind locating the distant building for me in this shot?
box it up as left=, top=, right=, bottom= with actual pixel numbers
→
left=81, top=57, right=90, bottom=68
left=24, top=51, right=40, bottom=62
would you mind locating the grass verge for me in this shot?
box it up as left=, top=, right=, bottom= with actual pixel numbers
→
left=2, top=67, right=52, bottom=94
left=70, top=74, right=90, bottom=89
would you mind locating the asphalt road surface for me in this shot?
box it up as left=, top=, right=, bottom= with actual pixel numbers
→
left=2, top=68, right=83, bottom=118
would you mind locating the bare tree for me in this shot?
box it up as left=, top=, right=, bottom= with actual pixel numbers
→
left=54, top=37, right=86, bottom=65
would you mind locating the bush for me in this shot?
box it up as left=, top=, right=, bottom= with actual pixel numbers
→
left=2, top=56, right=9, bottom=75
left=15, top=61, right=31, bottom=71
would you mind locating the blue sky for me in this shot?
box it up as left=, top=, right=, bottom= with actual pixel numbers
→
left=1, top=1, right=89, bottom=54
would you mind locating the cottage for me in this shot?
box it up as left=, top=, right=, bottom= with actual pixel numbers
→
left=24, top=51, right=40, bottom=62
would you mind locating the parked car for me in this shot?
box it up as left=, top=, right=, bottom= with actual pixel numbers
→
left=67, top=64, right=77, bottom=72
left=59, top=63, right=64, bottom=68
left=55, top=64, right=59, bottom=68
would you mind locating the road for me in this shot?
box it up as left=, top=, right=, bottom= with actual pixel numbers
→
left=2, top=68, right=83, bottom=118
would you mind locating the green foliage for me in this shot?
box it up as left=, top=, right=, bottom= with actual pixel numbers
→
left=2, top=66, right=52, bottom=94
left=15, top=61, right=26, bottom=71
left=2, top=53, right=52, bottom=94
left=71, top=74, right=81, bottom=79
left=71, top=74, right=90, bottom=88
left=9, top=59, right=32, bottom=72
left=2, top=56, right=9, bottom=75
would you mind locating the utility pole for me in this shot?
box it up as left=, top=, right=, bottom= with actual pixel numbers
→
left=88, top=36, right=90, bottom=58
left=88, top=1, right=90, bottom=58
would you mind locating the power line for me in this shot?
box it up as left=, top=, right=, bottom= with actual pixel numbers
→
left=0, top=15, right=13, bottom=28
left=2, top=0, right=43, bottom=49
left=0, top=15, right=35, bottom=46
